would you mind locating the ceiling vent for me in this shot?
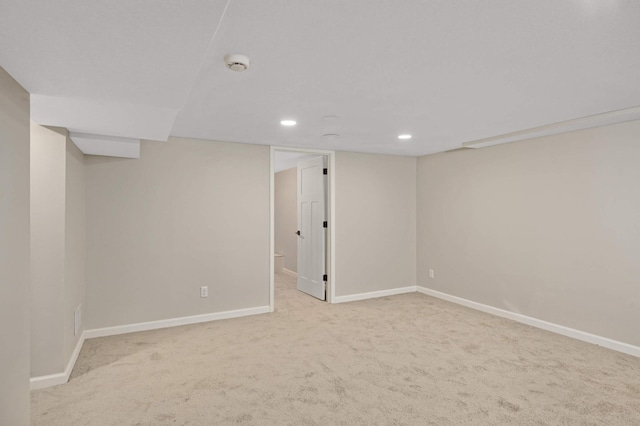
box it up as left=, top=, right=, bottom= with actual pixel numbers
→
left=224, top=53, right=250, bottom=72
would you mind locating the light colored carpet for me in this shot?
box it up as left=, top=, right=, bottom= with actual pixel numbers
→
left=32, top=273, right=640, bottom=425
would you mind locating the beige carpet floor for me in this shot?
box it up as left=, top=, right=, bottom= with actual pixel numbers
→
left=32, top=273, right=640, bottom=425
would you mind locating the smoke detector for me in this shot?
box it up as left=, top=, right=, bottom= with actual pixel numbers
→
left=224, top=53, right=250, bottom=72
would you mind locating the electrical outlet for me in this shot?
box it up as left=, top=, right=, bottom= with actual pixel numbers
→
left=200, top=286, right=208, bottom=298
left=429, top=269, right=435, bottom=279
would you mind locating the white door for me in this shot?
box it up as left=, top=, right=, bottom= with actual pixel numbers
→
left=296, top=156, right=327, bottom=300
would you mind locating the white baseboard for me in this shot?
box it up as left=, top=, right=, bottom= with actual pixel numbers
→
left=30, top=305, right=270, bottom=390
left=416, top=286, right=640, bottom=358
left=84, top=305, right=270, bottom=339
left=282, top=268, right=297, bottom=277
left=333, top=286, right=417, bottom=304
left=31, top=330, right=86, bottom=390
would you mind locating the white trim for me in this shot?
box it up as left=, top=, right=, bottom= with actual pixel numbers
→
left=30, top=305, right=269, bottom=390
left=333, top=286, right=417, bottom=304
left=462, top=106, right=640, bottom=149
left=416, top=286, right=640, bottom=358
left=30, top=330, right=86, bottom=390
left=328, top=150, right=336, bottom=304
left=84, top=306, right=270, bottom=339
left=30, top=372, right=67, bottom=390
left=281, top=268, right=297, bottom=277
left=269, top=147, right=275, bottom=313
left=270, top=146, right=336, bottom=307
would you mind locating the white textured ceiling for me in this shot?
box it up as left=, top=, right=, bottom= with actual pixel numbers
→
left=2, top=1, right=640, bottom=157
left=0, top=0, right=228, bottom=145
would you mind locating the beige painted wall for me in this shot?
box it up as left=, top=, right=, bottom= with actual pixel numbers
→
left=0, top=67, right=31, bottom=425
left=417, top=120, right=640, bottom=346
left=64, top=138, right=86, bottom=362
left=335, top=151, right=417, bottom=296
left=85, top=137, right=270, bottom=329
left=30, top=123, right=66, bottom=376
left=30, top=123, right=86, bottom=378
left=274, top=167, right=297, bottom=272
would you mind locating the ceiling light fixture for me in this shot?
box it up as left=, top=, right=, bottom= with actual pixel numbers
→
left=398, top=134, right=412, bottom=140
left=280, top=120, right=297, bottom=126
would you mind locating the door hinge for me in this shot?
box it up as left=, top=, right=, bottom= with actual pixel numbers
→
left=323, top=221, right=327, bottom=228
left=323, top=274, right=328, bottom=281
left=323, top=168, right=328, bottom=175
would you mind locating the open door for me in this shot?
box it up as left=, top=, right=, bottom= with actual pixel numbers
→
left=296, top=156, right=327, bottom=300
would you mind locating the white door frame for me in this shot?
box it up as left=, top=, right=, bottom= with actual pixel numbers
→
left=270, top=146, right=336, bottom=311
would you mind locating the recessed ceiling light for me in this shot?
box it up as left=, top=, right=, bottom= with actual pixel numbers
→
left=322, top=133, right=340, bottom=140
left=280, top=120, right=297, bottom=126
left=398, top=134, right=412, bottom=140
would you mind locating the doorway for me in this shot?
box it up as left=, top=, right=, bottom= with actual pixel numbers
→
left=270, top=147, right=335, bottom=311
